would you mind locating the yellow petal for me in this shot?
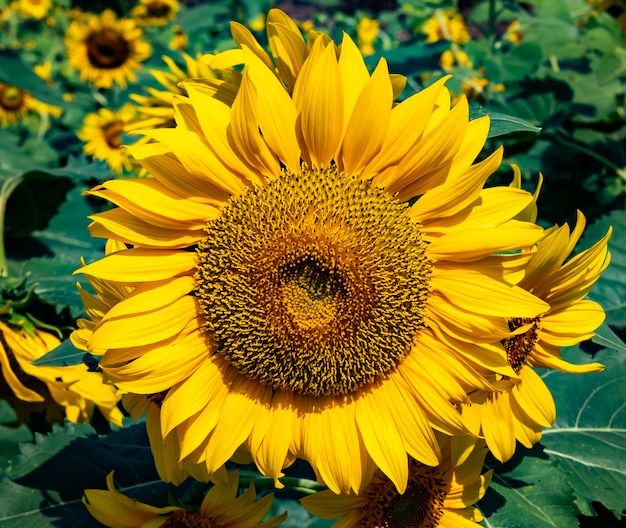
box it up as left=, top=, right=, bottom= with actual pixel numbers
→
left=266, top=9, right=308, bottom=91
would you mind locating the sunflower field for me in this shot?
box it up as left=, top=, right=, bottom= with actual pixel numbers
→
left=0, top=0, right=625, bottom=526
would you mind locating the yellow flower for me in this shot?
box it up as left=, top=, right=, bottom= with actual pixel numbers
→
left=504, top=20, right=524, bottom=43
left=423, top=9, right=470, bottom=44
left=65, top=9, right=151, bottom=89
left=302, top=436, right=492, bottom=527
left=465, top=211, right=611, bottom=462
left=126, top=51, right=241, bottom=133
left=0, top=320, right=123, bottom=426
left=76, top=9, right=549, bottom=495
left=168, top=24, right=187, bottom=50
left=357, top=17, right=380, bottom=56
left=0, top=81, right=60, bottom=126
left=77, top=104, right=138, bottom=174
left=11, top=0, right=51, bottom=19
left=130, top=0, right=179, bottom=27
left=461, top=76, right=489, bottom=101
left=439, top=48, right=472, bottom=70
left=83, top=469, right=287, bottom=528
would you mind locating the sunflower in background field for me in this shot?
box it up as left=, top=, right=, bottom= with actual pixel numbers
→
left=65, top=9, right=151, bottom=89
left=130, top=0, right=179, bottom=27
left=83, top=469, right=287, bottom=528
left=0, top=81, right=61, bottom=127
left=0, top=318, right=123, bottom=426
left=78, top=104, right=138, bottom=174
left=423, top=9, right=470, bottom=44
left=356, top=17, right=379, bottom=55
left=126, top=50, right=242, bottom=132
left=462, top=210, right=611, bottom=462
left=11, top=0, right=52, bottom=19
left=76, top=7, right=552, bottom=496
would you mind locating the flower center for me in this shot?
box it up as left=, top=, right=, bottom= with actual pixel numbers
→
left=195, top=166, right=432, bottom=397
left=502, top=317, right=541, bottom=373
left=161, top=509, right=217, bottom=528
left=362, top=460, right=447, bottom=527
left=147, top=1, right=171, bottom=17
left=0, top=84, right=26, bottom=110
left=103, top=120, right=125, bottom=149
left=86, top=28, right=130, bottom=69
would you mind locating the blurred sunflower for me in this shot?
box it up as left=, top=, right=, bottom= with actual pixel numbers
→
left=464, top=211, right=611, bottom=462
left=78, top=104, right=138, bottom=174
left=302, top=436, right=492, bottom=527
left=83, top=469, right=287, bottom=528
left=0, top=319, right=123, bottom=426
left=423, top=9, right=470, bottom=44
left=0, top=81, right=61, bottom=126
left=11, top=0, right=51, bottom=19
left=65, top=9, right=151, bottom=89
left=126, top=51, right=241, bottom=133
left=130, top=0, right=179, bottom=27
left=356, top=17, right=379, bottom=56
left=76, top=9, right=548, bottom=495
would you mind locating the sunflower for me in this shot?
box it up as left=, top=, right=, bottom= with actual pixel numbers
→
left=11, top=0, right=52, bottom=19
left=76, top=9, right=549, bottom=495
left=423, top=10, right=471, bottom=44
left=78, top=104, right=138, bottom=174
left=126, top=51, right=241, bottom=133
left=0, top=320, right=123, bottom=426
left=83, top=469, right=287, bottom=528
left=356, top=17, right=380, bottom=56
left=0, top=81, right=61, bottom=127
left=301, top=435, right=491, bottom=527
left=130, top=0, right=179, bottom=26
left=464, top=211, right=611, bottom=462
left=65, top=9, right=151, bottom=89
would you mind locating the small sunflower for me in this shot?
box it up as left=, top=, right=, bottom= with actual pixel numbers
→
left=465, top=211, right=611, bottom=462
left=78, top=104, right=138, bottom=174
left=423, top=9, right=471, bottom=44
left=126, top=51, right=241, bottom=133
left=0, top=320, right=123, bottom=426
left=130, top=0, right=179, bottom=27
left=301, top=436, right=492, bottom=527
left=0, top=81, right=60, bottom=126
left=356, top=17, right=380, bottom=56
left=65, top=9, right=151, bottom=89
left=77, top=9, right=549, bottom=495
left=83, top=469, right=287, bottom=528
left=11, top=0, right=52, bottom=19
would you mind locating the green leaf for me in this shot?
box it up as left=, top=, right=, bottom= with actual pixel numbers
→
left=484, top=42, right=543, bottom=83
left=4, top=172, right=73, bottom=238
left=268, top=499, right=333, bottom=528
left=176, top=2, right=231, bottom=34
left=580, top=210, right=626, bottom=328
left=480, top=447, right=580, bottom=528
left=483, top=111, right=542, bottom=138
left=0, top=402, right=32, bottom=470
left=541, top=346, right=626, bottom=517
left=31, top=338, right=88, bottom=367
left=0, top=422, right=177, bottom=527
left=592, top=323, right=626, bottom=353
left=0, top=50, right=65, bottom=107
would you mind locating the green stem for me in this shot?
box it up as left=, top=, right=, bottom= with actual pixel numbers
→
left=237, top=471, right=326, bottom=495
left=0, top=175, right=24, bottom=277
left=547, top=131, right=624, bottom=177
left=488, top=0, right=496, bottom=41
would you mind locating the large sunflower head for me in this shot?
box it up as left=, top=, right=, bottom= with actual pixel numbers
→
left=65, top=9, right=151, bottom=89
left=130, top=0, right=179, bottom=26
left=301, top=435, right=492, bottom=527
left=77, top=104, right=139, bottom=174
left=77, top=8, right=550, bottom=495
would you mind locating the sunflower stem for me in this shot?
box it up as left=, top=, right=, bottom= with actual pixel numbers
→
left=237, top=471, right=326, bottom=495
left=0, top=174, right=23, bottom=277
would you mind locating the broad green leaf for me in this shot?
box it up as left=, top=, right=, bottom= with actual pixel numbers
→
left=580, top=210, right=626, bottom=328
left=480, top=447, right=579, bottom=528
left=541, top=346, right=626, bottom=517
left=0, top=402, right=32, bottom=469
left=0, top=422, right=181, bottom=527
left=175, top=1, right=231, bottom=33
left=268, top=499, right=333, bottom=528
left=484, top=42, right=543, bottom=83
left=592, top=323, right=626, bottom=354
